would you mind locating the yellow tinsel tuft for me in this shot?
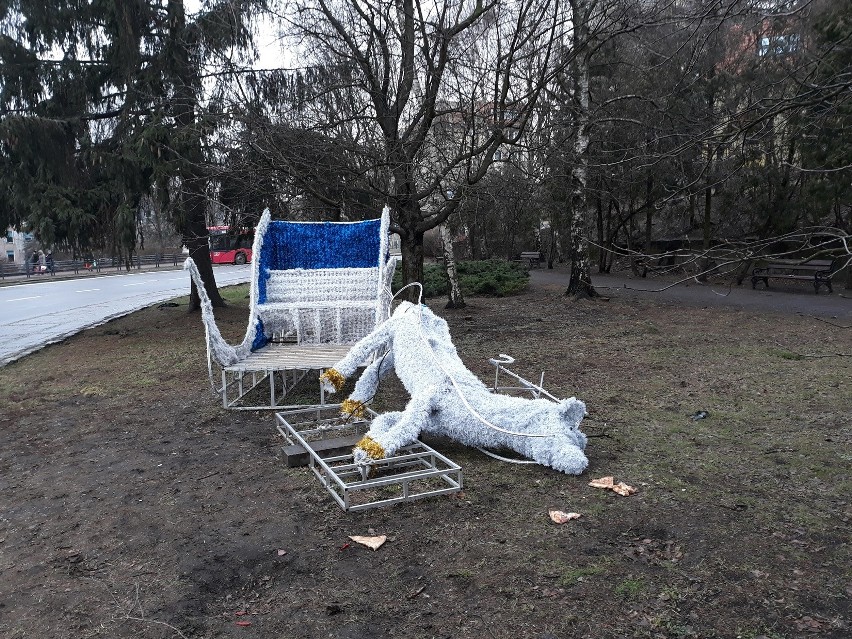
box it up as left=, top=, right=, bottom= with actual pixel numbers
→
left=319, top=368, right=346, bottom=392
left=355, top=435, right=386, bottom=461
left=341, top=398, right=367, bottom=418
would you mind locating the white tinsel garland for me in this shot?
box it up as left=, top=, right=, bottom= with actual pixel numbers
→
left=321, top=301, right=589, bottom=475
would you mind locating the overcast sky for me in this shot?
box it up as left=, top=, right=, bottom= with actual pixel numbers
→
left=186, top=0, right=286, bottom=70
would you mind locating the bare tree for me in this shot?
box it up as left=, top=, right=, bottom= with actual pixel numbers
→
left=243, top=0, right=562, bottom=298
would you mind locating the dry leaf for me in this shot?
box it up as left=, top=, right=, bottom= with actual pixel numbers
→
left=549, top=510, right=582, bottom=524
left=276, top=549, right=287, bottom=556
left=612, top=482, right=637, bottom=496
left=589, top=476, right=636, bottom=496
left=349, top=535, right=387, bottom=550
left=588, top=476, right=615, bottom=489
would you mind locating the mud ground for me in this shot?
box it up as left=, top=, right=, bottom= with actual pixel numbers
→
left=0, top=273, right=849, bottom=638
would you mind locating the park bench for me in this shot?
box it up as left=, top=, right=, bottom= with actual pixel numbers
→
left=751, top=257, right=844, bottom=294
left=519, top=251, right=543, bottom=268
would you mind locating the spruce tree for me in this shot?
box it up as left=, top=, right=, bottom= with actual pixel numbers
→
left=0, top=0, right=263, bottom=308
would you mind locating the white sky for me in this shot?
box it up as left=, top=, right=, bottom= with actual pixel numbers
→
left=186, top=0, right=288, bottom=70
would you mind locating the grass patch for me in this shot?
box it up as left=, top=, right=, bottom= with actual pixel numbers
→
left=1, top=273, right=849, bottom=639
left=615, top=577, right=645, bottom=599
left=560, top=563, right=609, bottom=587
left=393, top=259, right=529, bottom=298
left=769, top=348, right=804, bottom=361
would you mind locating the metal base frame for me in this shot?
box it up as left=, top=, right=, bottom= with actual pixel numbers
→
left=221, top=367, right=330, bottom=410
left=275, top=405, right=463, bottom=511
left=219, top=343, right=357, bottom=410
left=489, top=353, right=559, bottom=401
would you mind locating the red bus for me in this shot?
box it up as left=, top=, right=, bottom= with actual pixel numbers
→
left=208, top=226, right=254, bottom=264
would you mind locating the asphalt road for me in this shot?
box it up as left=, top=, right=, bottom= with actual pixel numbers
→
left=0, top=264, right=251, bottom=366
left=2, top=262, right=849, bottom=367
left=529, top=266, right=852, bottom=321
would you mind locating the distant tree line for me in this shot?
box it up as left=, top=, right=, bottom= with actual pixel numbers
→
left=1, top=0, right=849, bottom=304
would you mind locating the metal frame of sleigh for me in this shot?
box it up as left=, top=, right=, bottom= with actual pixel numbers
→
left=275, top=353, right=581, bottom=512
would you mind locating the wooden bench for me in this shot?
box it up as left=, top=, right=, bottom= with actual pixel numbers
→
left=751, top=257, right=843, bottom=294
left=519, top=251, right=543, bottom=268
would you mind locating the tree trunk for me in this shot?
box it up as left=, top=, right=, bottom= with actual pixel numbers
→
left=645, top=174, right=654, bottom=256
left=440, top=223, right=465, bottom=308
left=399, top=231, right=425, bottom=303
left=564, top=5, right=597, bottom=299
left=566, top=198, right=596, bottom=297
left=698, top=77, right=715, bottom=283
left=167, top=0, right=225, bottom=311
left=699, top=165, right=713, bottom=282
left=604, top=197, right=615, bottom=272
left=688, top=192, right=697, bottom=227
left=546, top=221, right=556, bottom=269
left=183, top=174, right=223, bottom=309
left=596, top=193, right=605, bottom=273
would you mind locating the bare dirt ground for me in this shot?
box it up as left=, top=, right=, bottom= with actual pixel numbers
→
left=0, top=271, right=849, bottom=639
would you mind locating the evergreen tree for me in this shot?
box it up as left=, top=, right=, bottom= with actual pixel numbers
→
left=0, top=0, right=264, bottom=308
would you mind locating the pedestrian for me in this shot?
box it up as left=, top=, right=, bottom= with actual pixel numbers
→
left=30, top=251, right=39, bottom=274
left=38, top=250, right=46, bottom=273
left=46, top=251, right=55, bottom=275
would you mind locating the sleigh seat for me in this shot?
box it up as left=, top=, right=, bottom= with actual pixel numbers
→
left=185, top=206, right=398, bottom=409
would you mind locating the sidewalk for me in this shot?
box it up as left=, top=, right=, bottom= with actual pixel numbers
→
left=529, top=266, right=852, bottom=320
left=0, top=261, right=185, bottom=287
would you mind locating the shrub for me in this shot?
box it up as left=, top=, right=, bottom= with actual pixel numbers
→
left=392, top=259, right=529, bottom=299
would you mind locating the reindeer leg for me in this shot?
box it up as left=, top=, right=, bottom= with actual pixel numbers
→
left=340, top=351, right=395, bottom=418
left=354, top=390, right=435, bottom=465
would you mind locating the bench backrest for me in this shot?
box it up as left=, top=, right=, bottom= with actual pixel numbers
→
left=763, top=258, right=844, bottom=273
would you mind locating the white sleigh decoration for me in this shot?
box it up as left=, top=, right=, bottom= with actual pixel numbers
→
left=320, top=301, right=589, bottom=475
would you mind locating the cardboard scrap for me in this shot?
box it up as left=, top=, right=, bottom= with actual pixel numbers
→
left=589, top=476, right=636, bottom=496
left=549, top=510, right=582, bottom=524
left=348, top=534, right=387, bottom=550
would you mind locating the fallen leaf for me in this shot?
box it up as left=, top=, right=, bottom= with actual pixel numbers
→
left=276, top=549, right=287, bottom=556
left=349, top=534, right=387, bottom=550
left=234, top=611, right=248, bottom=616
left=792, top=616, right=824, bottom=632
left=549, top=510, right=582, bottom=524
left=407, top=585, right=427, bottom=600
left=589, top=476, right=615, bottom=489
left=589, top=476, right=636, bottom=496
left=235, top=620, right=252, bottom=627
left=612, top=482, right=637, bottom=496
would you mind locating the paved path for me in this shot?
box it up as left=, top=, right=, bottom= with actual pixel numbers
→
left=529, top=266, right=852, bottom=321
left=0, top=265, right=251, bottom=366
left=2, top=262, right=848, bottom=367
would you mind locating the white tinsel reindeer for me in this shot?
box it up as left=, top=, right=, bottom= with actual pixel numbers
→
left=320, top=301, right=589, bottom=475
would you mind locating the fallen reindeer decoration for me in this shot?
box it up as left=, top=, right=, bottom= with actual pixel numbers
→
left=319, top=301, right=589, bottom=475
